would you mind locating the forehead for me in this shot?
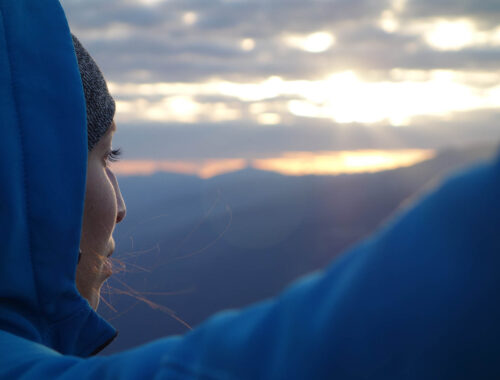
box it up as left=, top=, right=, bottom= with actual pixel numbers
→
left=96, top=122, right=116, bottom=149
left=103, top=122, right=117, bottom=138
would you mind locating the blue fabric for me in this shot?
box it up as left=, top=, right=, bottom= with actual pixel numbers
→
left=1, top=0, right=500, bottom=378
left=0, top=0, right=115, bottom=357
left=155, top=158, right=500, bottom=379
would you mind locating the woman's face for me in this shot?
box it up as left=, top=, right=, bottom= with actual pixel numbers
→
left=76, top=121, right=126, bottom=310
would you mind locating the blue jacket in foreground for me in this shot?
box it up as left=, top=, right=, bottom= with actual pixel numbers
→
left=1, top=0, right=499, bottom=378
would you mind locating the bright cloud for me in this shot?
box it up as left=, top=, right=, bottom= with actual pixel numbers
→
left=241, top=38, right=256, bottom=51
left=256, top=113, right=282, bottom=125
left=116, top=96, right=242, bottom=123
left=379, top=10, right=400, bottom=33
left=183, top=11, right=198, bottom=25
left=284, top=32, right=336, bottom=53
left=425, top=20, right=476, bottom=50
left=286, top=70, right=500, bottom=125
left=396, top=18, right=500, bottom=51
left=110, top=69, right=500, bottom=126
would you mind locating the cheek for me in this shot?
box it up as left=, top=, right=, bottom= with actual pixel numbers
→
left=81, top=164, right=117, bottom=247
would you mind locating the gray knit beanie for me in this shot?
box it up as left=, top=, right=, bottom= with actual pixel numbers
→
left=71, top=34, right=115, bottom=151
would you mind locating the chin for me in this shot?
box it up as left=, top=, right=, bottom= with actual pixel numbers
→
left=91, top=298, right=100, bottom=311
left=90, top=286, right=104, bottom=311
left=88, top=275, right=110, bottom=311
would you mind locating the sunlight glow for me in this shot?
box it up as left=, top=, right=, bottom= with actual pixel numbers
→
left=285, top=70, right=500, bottom=125
left=253, top=150, right=436, bottom=176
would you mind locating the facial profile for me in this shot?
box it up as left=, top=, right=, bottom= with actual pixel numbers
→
left=76, top=121, right=126, bottom=310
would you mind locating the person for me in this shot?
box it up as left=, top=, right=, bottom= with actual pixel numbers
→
left=71, top=34, right=127, bottom=313
left=1, top=1, right=500, bottom=378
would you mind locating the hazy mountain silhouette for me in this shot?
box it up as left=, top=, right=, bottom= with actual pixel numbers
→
left=100, top=144, right=499, bottom=354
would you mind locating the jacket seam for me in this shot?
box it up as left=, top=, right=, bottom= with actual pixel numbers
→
left=0, top=8, right=43, bottom=330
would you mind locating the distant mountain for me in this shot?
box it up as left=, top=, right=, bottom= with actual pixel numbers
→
left=100, top=144, right=499, bottom=354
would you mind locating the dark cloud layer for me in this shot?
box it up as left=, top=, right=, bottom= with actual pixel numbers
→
left=65, top=0, right=394, bottom=82
left=112, top=110, right=500, bottom=160
left=62, top=0, right=500, bottom=84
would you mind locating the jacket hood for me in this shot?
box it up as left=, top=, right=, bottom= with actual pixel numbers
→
left=0, top=0, right=115, bottom=356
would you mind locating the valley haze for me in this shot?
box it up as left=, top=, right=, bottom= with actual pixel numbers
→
left=100, top=142, right=499, bottom=354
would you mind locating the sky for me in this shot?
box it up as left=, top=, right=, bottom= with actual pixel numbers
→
left=61, top=0, right=500, bottom=177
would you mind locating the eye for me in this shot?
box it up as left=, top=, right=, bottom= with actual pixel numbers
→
left=105, top=147, right=123, bottom=165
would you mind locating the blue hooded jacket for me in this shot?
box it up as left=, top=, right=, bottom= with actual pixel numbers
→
left=1, top=0, right=500, bottom=378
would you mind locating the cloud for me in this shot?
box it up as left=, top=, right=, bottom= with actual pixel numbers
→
left=61, top=0, right=500, bottom=147
left=62, top=0, right=394, bottom=83
left=63, top=0, right=165, bottom=29
left=108, top=71, right=500, bottom=126
left=61, top=0, right=500, bottom=86
left=111, top=110, right=500, bottom=161
left=402, top=0, right=500, bottom=28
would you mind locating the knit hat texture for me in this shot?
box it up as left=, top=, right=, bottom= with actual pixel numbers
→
left=71, top=34, right=115, bottom=151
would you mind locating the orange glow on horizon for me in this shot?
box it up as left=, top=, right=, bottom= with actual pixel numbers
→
left=111, top=150, right=435, bottom=178
left=111, top=159, right=248, bottom=179
left=252, top=150, right=436, bottom=176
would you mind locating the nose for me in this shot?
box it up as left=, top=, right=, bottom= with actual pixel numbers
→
left=107, top=167, right=127, bottom=223
left=116, top=187, right=126, bottom=223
